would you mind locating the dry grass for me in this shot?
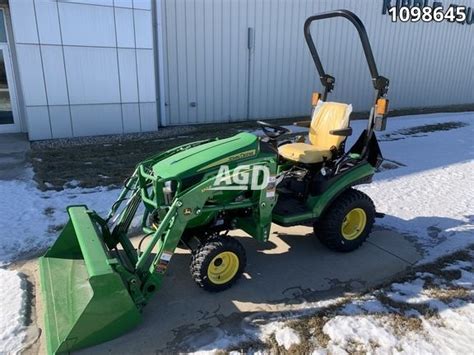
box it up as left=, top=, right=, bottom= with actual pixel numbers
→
left=387, top=314, right=424, bottom=336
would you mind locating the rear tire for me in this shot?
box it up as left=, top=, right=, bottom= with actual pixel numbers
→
left=190, top=235, right=246, bottom=292
left=314, top=188, right=375, bottom=252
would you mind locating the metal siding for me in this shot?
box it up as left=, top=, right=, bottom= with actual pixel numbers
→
left=213, top=0, right=224, bottom=122
left=163, top=0, right=473, bottom=125
left=175, top=0, right=189, bottom=123
left=194, top=0, right=207, bottom=122
left=185, top=0, right=197, bottom=123
left=202, top=0, right=215, bottom=122
left=221, top=1, right=232, bottom=121
left=163, top=0, right=249, bottom=124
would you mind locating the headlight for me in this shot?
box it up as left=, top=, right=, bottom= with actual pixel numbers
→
left=162, top=181, right=174, bottom=205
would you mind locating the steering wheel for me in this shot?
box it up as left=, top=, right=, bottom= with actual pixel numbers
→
left=257, top=121, right=292, bottom=140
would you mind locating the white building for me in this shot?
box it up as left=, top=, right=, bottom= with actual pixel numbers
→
left=0, top=0, right=472, bottom=140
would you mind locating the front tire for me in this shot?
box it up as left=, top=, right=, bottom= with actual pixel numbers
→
left=190, top=235, right=246, bottom=292
left=314, top=188, right=375, bottom=252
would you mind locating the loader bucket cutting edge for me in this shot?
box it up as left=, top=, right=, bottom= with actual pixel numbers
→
left=38, top=206, right=142, bottom=354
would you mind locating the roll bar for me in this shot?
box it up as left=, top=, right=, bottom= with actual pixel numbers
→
left=304, top=10, right=389, bottom=101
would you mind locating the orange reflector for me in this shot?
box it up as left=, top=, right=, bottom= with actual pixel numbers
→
left=376, top=98, right=389, bottom=116
left=311, top=92, right=321, bottom=106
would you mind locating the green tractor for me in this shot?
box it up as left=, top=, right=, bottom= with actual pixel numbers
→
left=38, top=10, right=390, bottom=354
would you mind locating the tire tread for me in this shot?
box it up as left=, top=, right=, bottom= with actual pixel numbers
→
left=315, top=188, right=375, bottom=252
left=190, top=235, right=246, bottom=292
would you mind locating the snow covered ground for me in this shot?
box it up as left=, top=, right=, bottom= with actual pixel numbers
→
left=354, top=113, right=474, bottom=262
left=0, top=178, right=119, bottom=266
left=186, top=248, right=474, bottom=354
left=0, top=269, right=27, bottom=354
left=0, top=111, right=472, bottom=353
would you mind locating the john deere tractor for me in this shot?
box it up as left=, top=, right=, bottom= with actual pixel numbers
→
left=39, top=10, right=390, bottom=354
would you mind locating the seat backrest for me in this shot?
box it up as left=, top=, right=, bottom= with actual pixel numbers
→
left=309, top=101, right=352, bottom=150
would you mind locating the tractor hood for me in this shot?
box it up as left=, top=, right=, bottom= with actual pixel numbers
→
left=152, top=132, right=259, bottom=180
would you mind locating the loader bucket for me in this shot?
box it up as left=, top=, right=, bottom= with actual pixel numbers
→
left=38, top=206, right=142, bottom=354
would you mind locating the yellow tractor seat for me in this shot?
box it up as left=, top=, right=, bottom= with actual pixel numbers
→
left=278, top=101, right=352, bottom=164
left=279, top=143, right=332, bottom=164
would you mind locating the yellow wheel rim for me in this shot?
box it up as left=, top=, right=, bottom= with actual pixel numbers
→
left=341, top=208, right=367, bottom=240
left=207, top=251, right=240, bottom=285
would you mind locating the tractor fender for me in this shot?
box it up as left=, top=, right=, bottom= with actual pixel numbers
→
left=307, top=162, right=375, bottom=221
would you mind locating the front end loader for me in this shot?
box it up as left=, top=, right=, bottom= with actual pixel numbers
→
left=39, top=10, right=390, bottom=353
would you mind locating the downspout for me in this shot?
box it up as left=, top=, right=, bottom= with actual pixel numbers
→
left=152, top=0, right=168, bottom=127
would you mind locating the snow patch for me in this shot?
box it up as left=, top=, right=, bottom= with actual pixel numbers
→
left=274, top=326, right=301, bottom=350
left=0, top=269, right=27, bottom=354
left=387, top=278, right=426, bottom=304
left=340, top=297, right=390, bottom=315
left=323, top=315, right=397, bottom=350
left=443, top=260, right=472, bottom=271
left=359, top=298, right=389, bottom=314
left=453, top=269, right=474, bottom=289
left=0, top=173, right=120, bottom=265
